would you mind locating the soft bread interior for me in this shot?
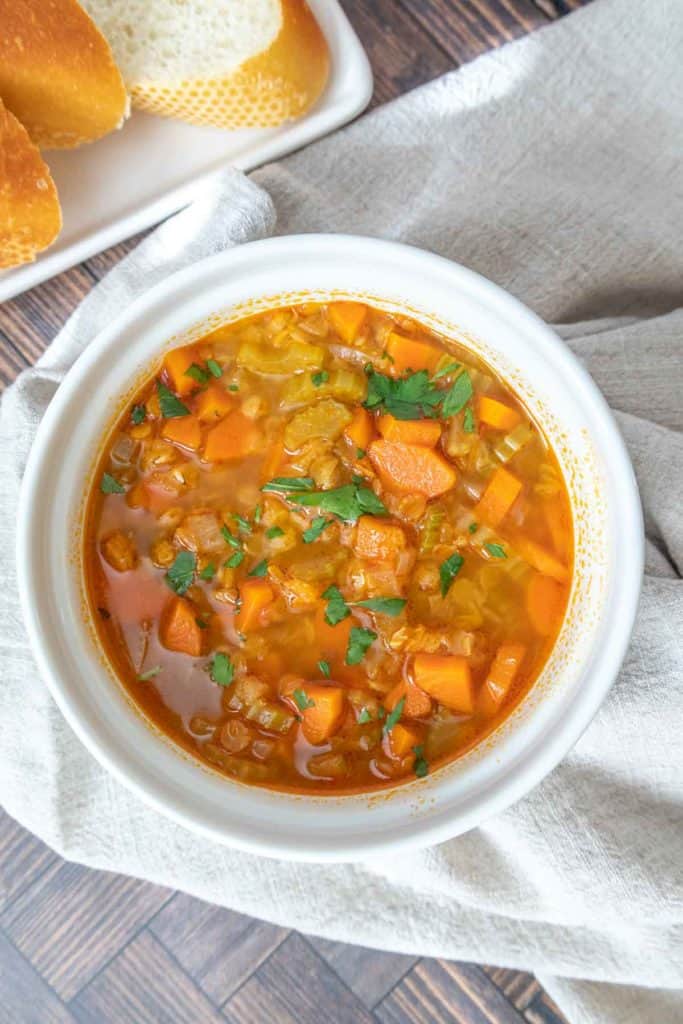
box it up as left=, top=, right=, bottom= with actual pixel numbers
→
left=82, top=0, right=283, bottom=84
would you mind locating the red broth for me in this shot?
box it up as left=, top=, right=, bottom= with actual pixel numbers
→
left=85, top=301, right=572, bottom=793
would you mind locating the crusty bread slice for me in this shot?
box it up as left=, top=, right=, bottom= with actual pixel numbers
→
left=0, top=0, right=128, bottom=149
left=82, top=0, right=330, bottom=129
left=0, top=99, right=62, bottom=269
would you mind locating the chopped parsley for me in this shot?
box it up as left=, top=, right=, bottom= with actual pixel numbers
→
left=100, top=472, right=125, bottom=494
left=266, top=526, right=285, bottom=539
left=311, top=371, right=329, bottom=387
left=468, top=522, right=478, bottom=534
left=210, top=652, right=234, bottom=687
left=165, top=550, right=196, bottom=595
left=485, top=542, right=507, bottom=559
left=206, top=358, right=223, bottom=378
left=248, top=559, right=268, bottom=578
left=195, top=616, right=210, bottom=630
left=356, top=448, right=366, bottom=459
left=295, top=481, right=387, bottom=522
left=345, top=626, right=377, bottom=665
left=442, top=370, right=473, bottom=417
left=199, top=562, right=216, bottom=581
left=318, top=659, right=331, bottom=678
left=439, top=552, right=464, bottom=597
left=228, top=383, right=239, bottom=392
left=262, top=476, right=315, bottom=494
left=364, top=366, right=442, bottom=421
left=413, top=745, right=429, bottom=777
left=463, top=405, right=475, bottom=433
left=131, top=404, right=146, bottom=425
left=232, top=513, right=252, bottom=534
left=432, top=360, right=460, bottom=380
left=184, top=362, right=209, bottom=385
left=302, top=516, right=331, bottom=544
left=293, top=688, right=315, bottom=711
left=322, top=584, right=350, bottom=626
left=225, top=550, right=245, bottom=569
left=353, top=597, right=406, bottom=617
left=157, top=381, right=190, bottom=418
left=221, top=525, right=241, bottom=548
left=383, top=696, right=405, bottom=734
left=253, top=505, right=262, bottom=524
left=322, top=587, right=405, bottom=625
left=137, top=665, right=161, bottom=681
left=358, top=707, right=372, bottom=724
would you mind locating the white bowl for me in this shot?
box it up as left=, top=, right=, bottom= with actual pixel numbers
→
left=17, top=235, right=643, bottom=862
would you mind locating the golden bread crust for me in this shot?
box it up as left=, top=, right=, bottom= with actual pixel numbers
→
left=0, top=0, right=129, bottom=149
left=0, top=99, right=62, bottom=269
left=131, top=0, right=330, bottom=129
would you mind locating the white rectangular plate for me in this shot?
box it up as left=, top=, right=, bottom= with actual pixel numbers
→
left=0, top=0, right=372, bottom=302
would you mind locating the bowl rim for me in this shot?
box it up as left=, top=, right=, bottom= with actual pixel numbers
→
left=16, top=233, right=643, bottom=861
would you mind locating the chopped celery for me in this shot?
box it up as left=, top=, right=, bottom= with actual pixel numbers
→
left=419, top=506, right=445, bottom=554
left=492, top=422, right=535, bottom=463
left=283, top=399, right=352, bottom=450
left=237, top=339, right=324, bottom=374
left=245, top=699, right=295, bottom=734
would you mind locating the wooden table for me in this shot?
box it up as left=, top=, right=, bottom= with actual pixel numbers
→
left=0, top=2, right=592, bottom=1020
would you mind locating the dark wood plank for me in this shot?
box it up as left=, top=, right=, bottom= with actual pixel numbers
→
left=524, top=990, right=569, bottom=1024
left=483, top=966, right=542, bottom=1011
left=306, top=935, right=419, bottom=1009
left=0, top=810, right=58, bottom=914
left=399, top=0, right=548, bottom=65
left=531, top=0, right=587, bottom=16
left=149, top=892, right=288, bottom=1005
left=71, top=929, right=225, bottom=1024
left=376, top=959, right=527, bottom=1024
left=0, top=860, right=171, bottom=1000
left=0, top=931, right=77, bottom=1024
left=0, top=332, right=30, bottom=392
left=223, top=932, right=376, bottom=1024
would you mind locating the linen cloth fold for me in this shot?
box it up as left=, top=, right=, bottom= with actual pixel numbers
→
left=1, top=1, right=682, bottom=1022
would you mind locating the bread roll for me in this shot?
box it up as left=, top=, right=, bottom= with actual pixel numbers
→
left=0, top=99, right=62, bottom=269
left=82, top=0, right=330, bottom=129
left=0, top=0, right=129, bottom=149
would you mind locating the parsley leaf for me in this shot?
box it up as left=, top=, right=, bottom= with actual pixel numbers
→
left=184, top=362, right=209, bottom=385
left=195, top=616, right=210, bottom=630
left=383, top=696, right=405, bottom=733
left=221, top=525, right=241, bottom=548
left=364, top=366, right=442, bottom=421
left=206, top=358, right=222, bottom=378
left=262, top=476, right=315, bottom=494
left=353, top=597, right=406, bottom=616
left=463, top=405, right=475, bottom=433
left=210, top=652, right=234, bottom=686
left=442, top=370, right=473, bottom=417
left=322, top=584, right=350, bottom=626
left=302, top=516, right=331, bottom=543
left=356, top=447, right=366, bottom=459
left=432, top=360, right=460, bottom=380
left=248, top=559, right=268, bottom=578
left=228, top=383, right=239, bottom=392
left=311, top=371, right=329, bottom=387
left=439, top=552, right=464, bottom=597
left=100, top=472, right=125, bottom=494
left=358, top=707, right=372, bottom=724
left=318, top=659, right=331, bottom=678
left=157, top=381, right=190, bottom=418
left=468, top=522, right=478, bottom=534
left=225, top=550, right=245, bottom=569
left=485, top=542, right=507, bottom=559
left=131, top=404, right=146, bottom=425
left=413, top=744, right=429, bottom=778
left=296, top=482, right=387, bottom=522
left=165, top=550, right=196, bottom=595
left=137, top=665, right=161, bottom=681
left=253, top=505, right=262, bottom=524
left=346, top=626, right=377, bottom=665
left=232, top=513, right=252, bottom=534
left=266, top=526, right=285, bottom=539
left=199, top=562, right=216, bottom=581
left=293, top=687, right=315, bottom=710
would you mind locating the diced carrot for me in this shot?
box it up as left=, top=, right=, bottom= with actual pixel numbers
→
left=412, top=654, right=473, bottom=713
left=163, top=345, right=200, bottom=396
left=344, top=407, right=374, bottom=451
left=515, top=536, right=570, bottom=583
left=544, top=496, right=572, bottom=561
left=385, top=679, right=432, bottom=719
left=299, top=684, right=345, bottom=744
left=235, top=579, right=275, bottom=633
left=385, top=332, right=440, bottom=376
left=160, top=596, right=204, bottom=657
left=479, top=643, right=526, bottom=715
left=477, top=396, right=521, bottom=431
left=474, top=467, right=523, bottom=526
left=197, top=385, right=233, bottom=423
left=526, top=574, right=566, bottom=636
left=203, top=410, right=260, bottom=463
left=328, top=301, right=367, bottom=343
left=386, top=721, right=421, bottom=759
left=377, top=414, right=442, bottom=447
left=368, top=440, right=456, bottom=498
left=161, top=415, right=201, bottom=451
left=354, top=515, right=406, bottom=562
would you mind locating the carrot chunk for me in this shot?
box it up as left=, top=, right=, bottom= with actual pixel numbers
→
left=197, top=385, right=233, bottom=423
left=474, top=467, right=522, bottom=526
left=160, top=596, right=204, bottom=657
left=369, top=440, right=456, bottom=498
left=204, top=410, right=260, bottom=463
left=526, top=573, right=566, bottom=636
left=479, top=643, right=526, bottom=714
left=161, top=415, right=201, bottom=451
left=477, top=396, right=521, bottom=431
left=328, top=301, right=368, bottom=343
left=385, top=679, right=432, bottom=719
left=299, top=684, right=345, bottom=744
left=314, top=605, right=352, bottom=663
left=386, top=721, right=421, bottom=759
left=515, top=536, right=569, bottom=583
left=377, top=414, right=442, bottom=447
left=344, top=407, right=374, bottom=451
left=163, top=345, right=200, bottom=396
left=235, top=579, right=275, bottom=633
left=385, top=332, right=440, bottom=376
left=355, top=515, right=406, bottom=562
left=412, top=654, right=473, bottom=713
